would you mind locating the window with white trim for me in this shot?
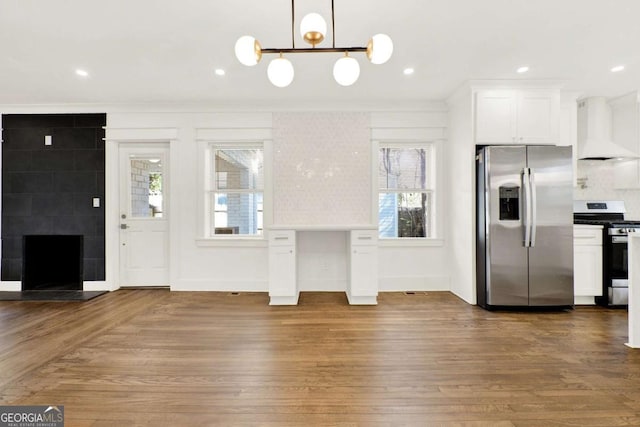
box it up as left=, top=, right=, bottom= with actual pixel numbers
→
left=378, top=143, right=436, bottom=238
left=208, top=144, right=264, bottom=236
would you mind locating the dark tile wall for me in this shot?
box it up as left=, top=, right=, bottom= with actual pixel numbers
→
left=1, top=114, right=106, bottom=281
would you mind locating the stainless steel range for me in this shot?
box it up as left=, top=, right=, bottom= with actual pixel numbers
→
left=574, top=200, right=640, bottom=307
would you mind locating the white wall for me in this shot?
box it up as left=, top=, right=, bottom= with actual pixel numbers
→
left=105, top=112, right=271, bottom=292
left=104, top=107, right=451, bottom=293
left=371, top=109, right=451, bottom=292
left=446, top=88, right=476, bottom=304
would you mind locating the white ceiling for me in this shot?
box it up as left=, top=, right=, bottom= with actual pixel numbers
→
left=1, top=0, right=639, bottom=107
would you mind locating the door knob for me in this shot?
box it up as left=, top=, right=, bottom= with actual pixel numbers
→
left=120, top=224, right=129, bottom=230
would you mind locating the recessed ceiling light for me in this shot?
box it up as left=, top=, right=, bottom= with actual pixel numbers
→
left=516, top=66, right=529, bottom=74
left=75, top=69, right=89, bottom=77
left=214, top=68, right=226, bottom=76
left=403, top=68, right=414, bottom=75
left=611, top=65, right=625, bottom=73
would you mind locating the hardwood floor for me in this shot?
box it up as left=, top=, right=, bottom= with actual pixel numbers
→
left=1, top=290, right=639, bottom=426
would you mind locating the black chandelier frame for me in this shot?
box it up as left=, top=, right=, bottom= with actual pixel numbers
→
left=259, top=0, right=368, bottom=55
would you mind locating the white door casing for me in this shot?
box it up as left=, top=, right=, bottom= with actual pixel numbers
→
left=119, top=144, right=170, bottom=286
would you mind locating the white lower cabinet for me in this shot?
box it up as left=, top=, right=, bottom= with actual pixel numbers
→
left=348, top=230, right=378, bottom=305
left=268, top=231, right=298, bottom=305
left=573, top=225, right=603, bottom=304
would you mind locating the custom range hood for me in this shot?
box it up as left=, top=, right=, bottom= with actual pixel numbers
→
left=577, top=96, right=639, bottom=160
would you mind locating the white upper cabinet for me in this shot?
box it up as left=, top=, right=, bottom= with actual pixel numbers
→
left=475, top=90, right=516, bottom=143
left=475, top=89, right=560, bottom=145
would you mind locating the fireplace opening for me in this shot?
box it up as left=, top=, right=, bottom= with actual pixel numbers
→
left=22, top=235, right=84, bottom=291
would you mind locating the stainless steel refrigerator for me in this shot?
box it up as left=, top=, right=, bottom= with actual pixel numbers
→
left=476, top=145, right=574, bottom=309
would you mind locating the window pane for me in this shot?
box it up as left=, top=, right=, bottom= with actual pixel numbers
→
left=215, top=149, right=263, bottom=190
left=216, top=171, right=228, bottom=190
left=212, top=192, right=263, bottom=236
left=378, top=192, right=432, bottom=238
left=130, top=158, right=164, bottom=218
left=378, top=148, right=430, bottom=190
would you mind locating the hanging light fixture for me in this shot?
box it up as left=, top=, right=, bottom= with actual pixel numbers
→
left=234, top=0, right=393, bottom=88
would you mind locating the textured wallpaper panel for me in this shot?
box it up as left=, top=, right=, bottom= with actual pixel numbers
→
left=273, top=112, right=371, bottom=225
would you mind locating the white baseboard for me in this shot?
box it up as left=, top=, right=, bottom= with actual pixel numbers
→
left=450, top=290, right=476, bottom=305
left=171, top=279, right=268, bottom=292
left=83, top=281, right=115, bottom=291
left=298, top=279, right=347, bottom=292
left=0, top=281, right=114, bottom=292
left=378, top=276, right=450, bottom=292
left=0, top=281, right=21, bottom=291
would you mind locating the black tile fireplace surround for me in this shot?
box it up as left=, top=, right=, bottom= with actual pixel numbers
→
left=1, top=113, right=106, bottom=282
left=22, top=234, right=84, bottom=291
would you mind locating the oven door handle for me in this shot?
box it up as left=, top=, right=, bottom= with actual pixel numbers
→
left=612, top=235, right=628, bottom=243
left=522, top=167, right=532, bottom=247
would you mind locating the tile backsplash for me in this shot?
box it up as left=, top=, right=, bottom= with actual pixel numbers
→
left=574, top=160, right=640, bottom=219
left=272, top=112, right=371, bottom=226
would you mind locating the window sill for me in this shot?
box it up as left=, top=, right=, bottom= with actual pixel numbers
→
left=379, top=238, right=444, bottom=248
left=195, top=237, right=268, bottom=248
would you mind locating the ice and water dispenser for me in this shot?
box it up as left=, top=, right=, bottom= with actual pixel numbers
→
left=499, top=186, right=519, bottom=221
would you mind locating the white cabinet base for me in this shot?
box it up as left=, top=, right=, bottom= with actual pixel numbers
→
left=269, top=293, right=300, bottom=306
left=574, top=296, right=596, bottom=305
left=346, top=293, right=377, bottom=305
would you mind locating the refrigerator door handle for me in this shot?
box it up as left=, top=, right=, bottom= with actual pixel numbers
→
left=529, top=168, right=537, bottom=247
left=522, top=167, right=531, bottom=247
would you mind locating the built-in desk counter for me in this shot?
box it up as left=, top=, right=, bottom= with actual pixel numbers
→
left=268, top=226, right=378, bottom=306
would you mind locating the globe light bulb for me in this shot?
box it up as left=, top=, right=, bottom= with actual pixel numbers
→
left=367, top=33, right=393, bottom=65
left=300, top=13, right=327, bottom=46
left=333, top=54, right=360, bottom=86
left=267, top=56, right=294, bottom=87
left=235, top=35, right=262, bottom=66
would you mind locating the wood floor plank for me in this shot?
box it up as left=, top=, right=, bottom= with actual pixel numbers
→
left=1, top=290, right=639, bottom=425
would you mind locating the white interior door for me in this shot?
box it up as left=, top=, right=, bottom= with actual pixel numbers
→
left=119, top=144, right=169, bottom=287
